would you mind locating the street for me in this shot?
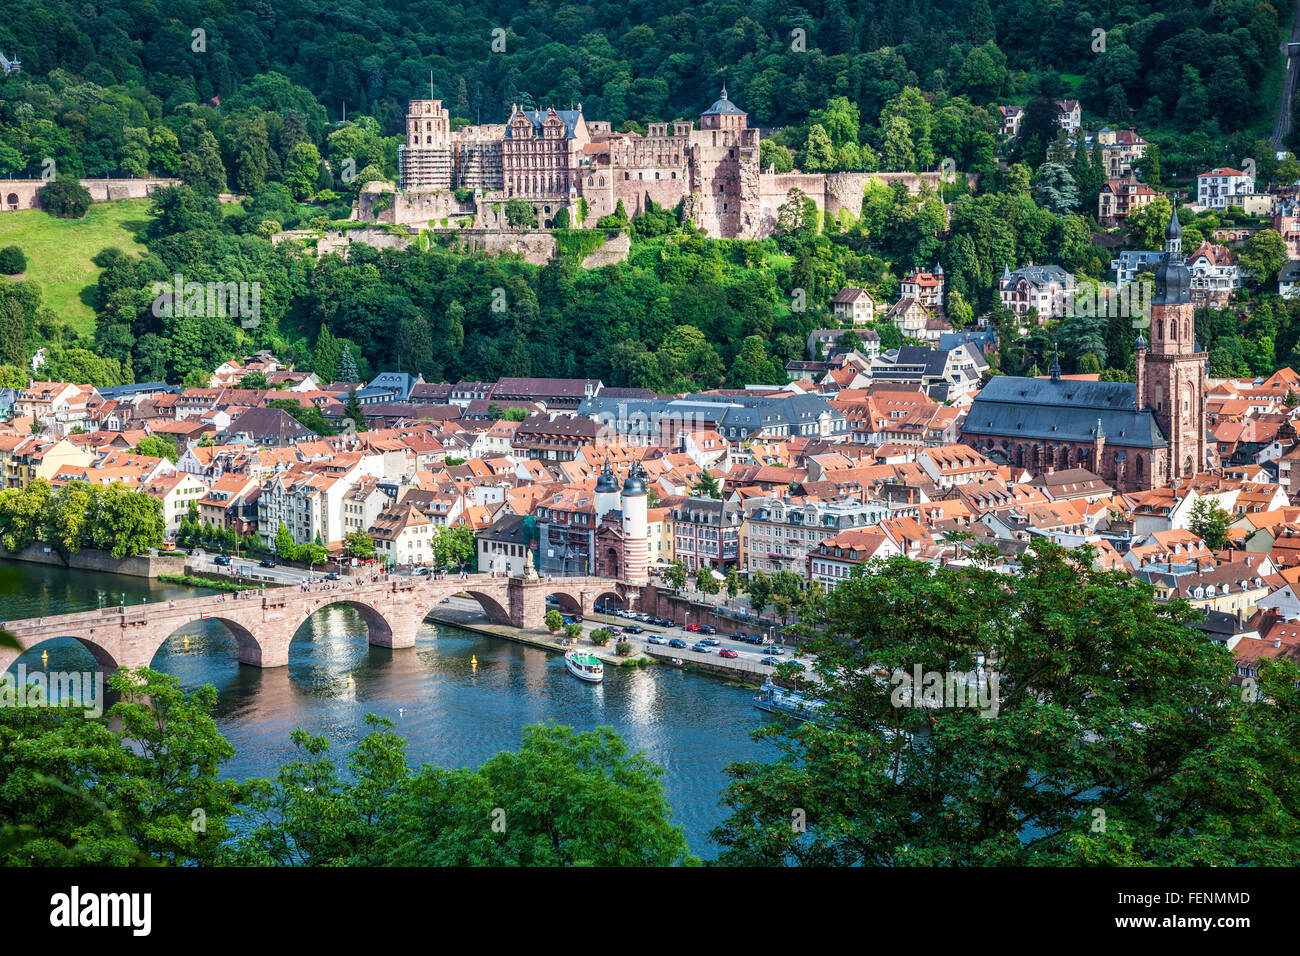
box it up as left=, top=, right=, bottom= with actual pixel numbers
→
left=186, top=550, right=318, bottom=585
left=437, top=595, right=809, bottom=670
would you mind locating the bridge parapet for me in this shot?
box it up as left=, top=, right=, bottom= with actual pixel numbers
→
left=1, top=574, right=640, bottom=673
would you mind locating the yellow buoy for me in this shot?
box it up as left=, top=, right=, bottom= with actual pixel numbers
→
left=347, top=673, right=354, bottom=682
left=41, top=649, right=48, bottom=666
left=471, top=654, right=478, bottom=669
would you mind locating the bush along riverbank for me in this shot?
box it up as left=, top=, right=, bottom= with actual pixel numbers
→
left=157, top=573, right=262, bottom=592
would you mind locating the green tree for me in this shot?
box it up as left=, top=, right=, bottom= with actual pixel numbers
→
left=0, top=246, right=27, bottom=274
left=663, top=560, right=687, bottom=591
left=377, top=724, right=695, bottom=866
left=90, top=483, right=164, bottom=557
left=284, top=141, right=323, bottom=201
left=1187, top=497, right=1232, bottom=551
left=39, top=176, right=92, bottom=218
left=695, top=565, right=721, bottom=598
left=133, top=433, right=179, bottom=463
left=692, top=470, right=722, bottom=499
left=0, top=668, right=238, bottom=865
left=545, top=609, right=563, bottom=632
left=343, top=530, right=375, bottom=559
left=504, top=198, right=537, bottom=229
left=745, top=570, right=772, bottom=617
left=1240, top=229, right=1287, bottom=287
left=713, top=542, right=1300, bottom=865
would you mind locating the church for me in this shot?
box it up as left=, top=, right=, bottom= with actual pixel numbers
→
left=962, top=207, right=1207, bottom=492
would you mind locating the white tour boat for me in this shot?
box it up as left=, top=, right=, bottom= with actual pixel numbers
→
left=565, top=650, right=605, bottom=683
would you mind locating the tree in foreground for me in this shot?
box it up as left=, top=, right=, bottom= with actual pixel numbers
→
left=228, top=721, right=695, bottom=866
left=711, top=541, right=1300, bottom=865
left=0, top=668, right=238, bottom=865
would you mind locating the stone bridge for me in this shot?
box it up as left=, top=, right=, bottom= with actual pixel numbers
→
left=0, top=573, right=633, bottom=673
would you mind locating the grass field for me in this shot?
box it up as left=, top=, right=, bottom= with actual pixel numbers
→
left=0, top=199, right=152, bottom=336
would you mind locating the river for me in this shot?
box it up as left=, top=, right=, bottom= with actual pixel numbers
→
left=0, top=561, right=776, bottom=856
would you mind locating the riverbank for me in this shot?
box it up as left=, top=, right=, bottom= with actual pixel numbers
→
left=0, top=544, right=185, bottom=579
left=427, top=609, right=650, bottom=667
left=427, top=606, right=769, bottom=686
left=157, top=572, right=264, bottom=592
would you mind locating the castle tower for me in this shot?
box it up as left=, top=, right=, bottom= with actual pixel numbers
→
left=1140, top=203, right=1207, bottom=484
left=594, top=457, right=620, bottom=520
left=620, top=463, right=650, bottom=584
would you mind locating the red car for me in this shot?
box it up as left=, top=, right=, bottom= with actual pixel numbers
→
left=718, top=648, right=739, bottom=659
left=683, top=623, right=700, bottom=632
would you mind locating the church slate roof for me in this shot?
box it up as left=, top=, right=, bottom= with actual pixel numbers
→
left=964, top=376, right=1167, bottom=449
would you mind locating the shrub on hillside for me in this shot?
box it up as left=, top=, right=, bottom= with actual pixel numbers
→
left=0, top=246, right=26, bottom=274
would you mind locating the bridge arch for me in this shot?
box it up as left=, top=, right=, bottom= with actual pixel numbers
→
left=149, top=616, right=262, bottom=669
left=459, top=590, right=512, bottom=625
left=3, top=634, right=119, bottom=675
left=545, top=591, right=584, bottom=616
left=593, top=590, right=625, bottom=611
left=293, top=598, right=395, bottom=647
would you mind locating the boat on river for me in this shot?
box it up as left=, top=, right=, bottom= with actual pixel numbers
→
left=564, top=650, right=604, bottom=683
left=753, top=680, right=825, bottom=721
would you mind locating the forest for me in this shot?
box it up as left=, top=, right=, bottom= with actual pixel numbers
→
left=0, top=0, right=1297, bottom=389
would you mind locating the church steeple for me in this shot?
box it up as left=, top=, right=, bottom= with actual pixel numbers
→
left=1163, top=201, right=1182, bottom=258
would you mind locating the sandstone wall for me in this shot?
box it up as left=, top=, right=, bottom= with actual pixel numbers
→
left=0, top=177, right=179, bottom=212
left=2, top=545, right=187, bottom=578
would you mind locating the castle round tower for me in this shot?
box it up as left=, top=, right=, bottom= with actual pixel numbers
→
left=620, top=464, right=650, bottom=584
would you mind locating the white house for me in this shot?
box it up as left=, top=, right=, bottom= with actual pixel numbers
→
left=1196, top=167, right=1253, bottom=211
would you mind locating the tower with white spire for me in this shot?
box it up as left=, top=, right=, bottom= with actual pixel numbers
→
left=620, top=462, right=649, bottom=584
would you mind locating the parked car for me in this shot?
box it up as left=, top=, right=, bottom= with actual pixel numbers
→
left=414, top=567, right=432, bottom=576
left=213, top=555, right=232, bottom=566
left=718, top=648, right=739, bottom=659
left=691, top=641, right=712, bottom=653
left=683, top=623, right=700, bottom=632
left=622, top=624, right=644, bottom=634
left=647, top=635, right=668, bottom=645
left=561, top=615, right=575, bottom=625
left=660, top=618, right=675, bottom=627
left=668, top=638, right=688, bottom=649
left=699, top=624, right=717, bottom=635
left=258, top=559, right=275, bottom=568
left=729, top=632, right=746, bottom=640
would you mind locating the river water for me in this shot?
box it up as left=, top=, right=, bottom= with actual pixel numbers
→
left=0, top=561, right=775, bottom=856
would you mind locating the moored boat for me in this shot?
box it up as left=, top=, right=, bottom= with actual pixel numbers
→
left=754, top=680, right=824, bottom=721
left=565, top=650, right=604, bottom=683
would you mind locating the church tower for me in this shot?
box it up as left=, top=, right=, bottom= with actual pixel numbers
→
left=1139, top=203, right=1207, bottom=484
